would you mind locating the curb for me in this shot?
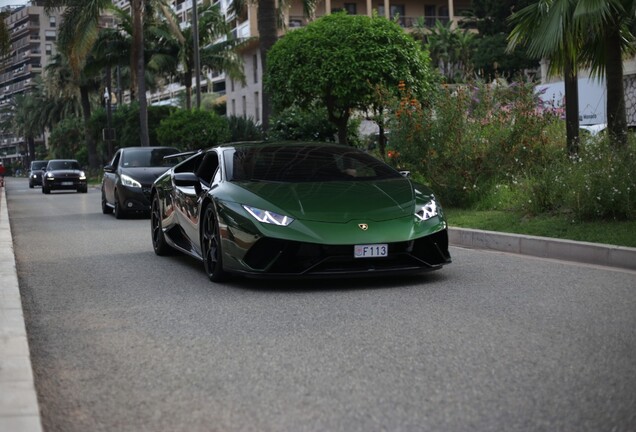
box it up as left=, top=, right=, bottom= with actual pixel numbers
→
left=0, top=181, right=43, bottom=432
left=449, top=227, right=636, bottom=271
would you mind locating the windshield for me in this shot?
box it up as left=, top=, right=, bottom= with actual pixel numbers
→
left=31, top=161, right=47, bottom=170
left=226, top=144, right=401, bottom=182
left=47, top=160, right=80, bottom=170
left=121, top=148, right=179, bottom=168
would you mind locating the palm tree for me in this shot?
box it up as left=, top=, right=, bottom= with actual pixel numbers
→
left=508, top=0, right=582, bottom=156
left=152, top=1, right=247, bottom=110
left=575, top=0, right=636, bottom=149
left=509, top=0, right=636, bottom=152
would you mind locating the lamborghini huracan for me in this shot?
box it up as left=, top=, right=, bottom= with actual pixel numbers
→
left=150, top=141, right=451, bottom=281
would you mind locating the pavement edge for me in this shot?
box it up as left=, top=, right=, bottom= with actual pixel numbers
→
left=449, top=226, right=636, bottom=271
left=0, top=182, right=43, bottom=432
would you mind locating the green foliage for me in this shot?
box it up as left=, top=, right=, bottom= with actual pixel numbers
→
left=226, top=115, right=263, bottom=142
left=386, top=80, right=561, bottom=207
left=471, top=34, right=538, bottom=81
left=269, top=106, right=337, bottom=142
left=265, top=12, right=435, bottom=144
left=47, top=116, right=86, bottom=164
left=156, top=109, right=230, bottom=150
left=516, top=138, right=636, bottom=220
left=384, top=77, right=636, bottom=221
left=91, top=103, right=175, bottom=153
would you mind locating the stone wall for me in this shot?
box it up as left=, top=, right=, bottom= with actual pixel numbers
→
left=625, top=75, right=636, bottom=127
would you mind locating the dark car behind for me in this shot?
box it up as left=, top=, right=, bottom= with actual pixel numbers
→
left=42, top=159, right=88, bottom=194
left=28, top=160, right=48, bottom=188
left=101, top=146, right=181, bottom=218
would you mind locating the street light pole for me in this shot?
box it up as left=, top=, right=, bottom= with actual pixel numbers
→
left=192, top=0, right=201, bottom=109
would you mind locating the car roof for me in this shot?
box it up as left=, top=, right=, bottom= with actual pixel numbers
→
left=213, top=141, right=347, bottom=151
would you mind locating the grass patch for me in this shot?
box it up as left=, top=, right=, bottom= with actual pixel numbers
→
left=445, top=208, right=636, bottom=248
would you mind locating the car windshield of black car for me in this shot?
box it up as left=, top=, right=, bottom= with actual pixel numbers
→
left=226, top=145, right=402, bottom=183
left=31, top=161, right=47, bottom=170
left=121, top=148, right=179, bottom=168
left=48, top=161, right=80, bottom=170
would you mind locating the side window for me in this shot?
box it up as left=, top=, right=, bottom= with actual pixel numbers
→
left=196, top=153, right=219, bottom=185
left=111, top=152, right=121, bottom=168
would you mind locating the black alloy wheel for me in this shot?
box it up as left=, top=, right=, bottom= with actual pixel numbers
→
left=201, top=205, right=227, bottom=282
left=151, top=195, right=171, bottom=256
left=101, top=188, right=113, bottom=214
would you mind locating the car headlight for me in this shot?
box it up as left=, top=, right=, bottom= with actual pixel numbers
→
left=46, top=172, right=54, bottom=179
left=243, top=205, right=294, bottom=226
left=79, top=171, right=86, bottom=180
left=415, top=198, right=438, bottom=221
left=121, top=174, right=142, bottom=188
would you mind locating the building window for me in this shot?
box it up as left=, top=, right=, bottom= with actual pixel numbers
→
left=45, top=43, right=52, bottom=55
left=253, top=54, right=258, bottom=84
left=231, top=79, right=234, bottom=92
left=344, top=3, right=357, bottom=14
left=49, top=16, right=56, bottom=27
left=242, top=95, right=246, bottom=118
left=254, top=92, right=260, bottom=122
left=45, top=30, right=56, bottom=41
left=231, top=99, right=236, bottom=116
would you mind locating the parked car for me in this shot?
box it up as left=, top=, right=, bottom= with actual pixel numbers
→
left=150, top=141, right=451, bottom=282
left=28, top=160, right=48, bottom=188
left=101, top=146, right=181, bottom=218
left=42, top=159, right=87, bottom=194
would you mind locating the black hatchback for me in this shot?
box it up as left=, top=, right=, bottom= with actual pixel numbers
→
left=101, top=146, right=181, bottom=218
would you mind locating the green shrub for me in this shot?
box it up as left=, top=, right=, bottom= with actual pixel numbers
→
left=385, top=80, right=563, bottom=207
left=227, top=116, right=263, bottom=142
left=157, top=109, right=230, bottom=150
left=269, top=105, right=338, bottom=142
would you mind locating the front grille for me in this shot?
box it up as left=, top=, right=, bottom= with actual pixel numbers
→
left=242, top=229, right=451, bottom=276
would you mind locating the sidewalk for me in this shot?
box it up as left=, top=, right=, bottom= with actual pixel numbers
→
left=0, top=179, right=634, bottom=432
left=0, top=180, right=43, bottom=432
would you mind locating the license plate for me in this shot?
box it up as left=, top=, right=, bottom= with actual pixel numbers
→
left=354, top=244, right=388, bottom=258
left=61, top=181, right=73, bottom=186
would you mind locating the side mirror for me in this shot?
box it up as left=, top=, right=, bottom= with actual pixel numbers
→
left=103, top=164, right=114, bottom=173
left=174, top=172, right=201, bottom=194
left=399, top=170, right=411, bottom=178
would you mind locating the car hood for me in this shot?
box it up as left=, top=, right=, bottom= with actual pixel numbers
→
left=235, top=179, right=420, bottom=223
left=122, top=167, right=170, bottom=186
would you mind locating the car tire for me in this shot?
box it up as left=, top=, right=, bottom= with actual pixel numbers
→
left=29, top=181, right=34, bottom=189
left=101, top=189, right=113, bottom=214
left=42, top=186, right=50, bottom=194
left=78, top=186, right=88, bottom=193
left=151, top=195, right=172, bottom=256
left=114, top=191, right=125, bottom=219
left=201, top=205, right=228, bottom=282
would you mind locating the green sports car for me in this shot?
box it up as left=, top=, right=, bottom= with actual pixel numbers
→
left=150, top=141, right=451, bottom=281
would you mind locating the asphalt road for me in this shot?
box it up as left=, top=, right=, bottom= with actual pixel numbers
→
left=6, top=178, right=636, bottom=432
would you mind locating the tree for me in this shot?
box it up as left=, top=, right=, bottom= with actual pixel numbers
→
left=421, top=20, right=475, bottom=83
left=509, top=0, right=636, bottom=151
left=508, top=0, right=582, bottom=156
left=575, top=0, right=636, bottom=149
left=265, top=13, right=435, bottom=146
left=152, top=1, right=247, bottom=110
left=156, top=109, right=230, bottom=150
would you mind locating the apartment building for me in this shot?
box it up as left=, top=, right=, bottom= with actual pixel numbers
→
left=0, top=0, right=64, bottom=166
